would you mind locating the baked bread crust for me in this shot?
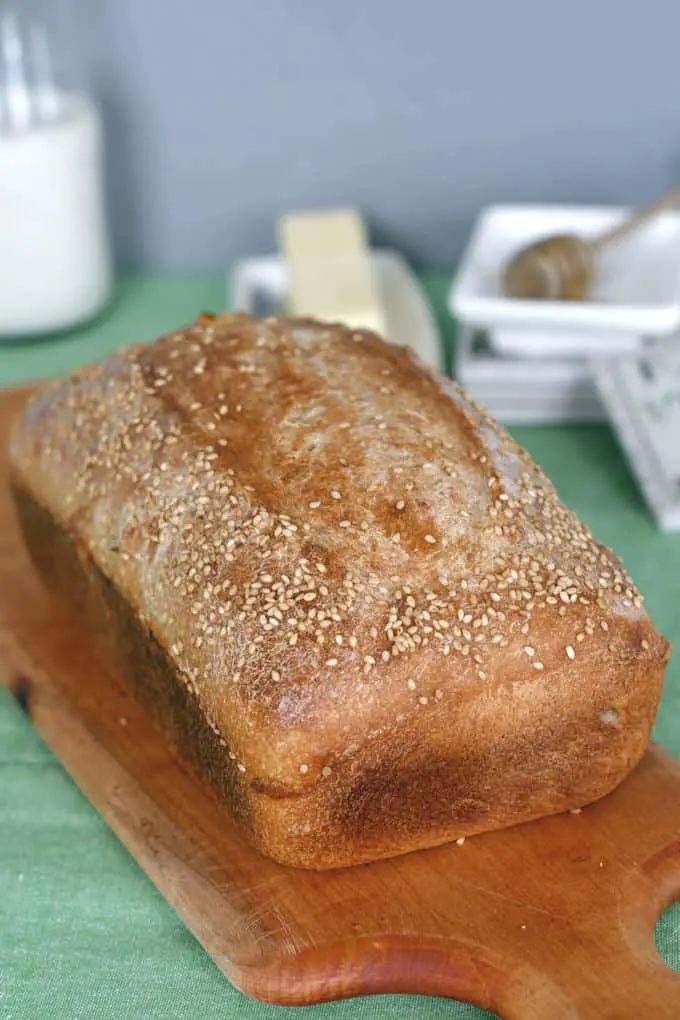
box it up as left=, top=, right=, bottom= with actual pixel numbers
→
left=8, top=313, right=671, bottom=868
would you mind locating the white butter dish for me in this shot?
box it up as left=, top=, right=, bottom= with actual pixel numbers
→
left=229, top=249, right=444, bottom=373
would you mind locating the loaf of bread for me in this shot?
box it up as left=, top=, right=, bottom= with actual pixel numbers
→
left=8, top=313, right=671, bottom=869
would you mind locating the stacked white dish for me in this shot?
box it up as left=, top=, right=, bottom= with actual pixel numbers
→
left=455, top=324, right=606, bottom=424
left=450, top=204, right=680, bottom=424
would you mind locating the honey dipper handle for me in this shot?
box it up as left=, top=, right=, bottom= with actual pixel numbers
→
left=591, top=186, right=680, bottom=251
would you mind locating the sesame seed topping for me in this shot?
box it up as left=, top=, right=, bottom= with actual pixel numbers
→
left=299, top=763, right=310, bottom=774
left=566, top=645, right=575, bottom=659
left=532, top=661, right=544, bottom=670
left=321, top=766, right=332, bottom=777
left=424, top=534, right=436, bottom=544
left=339, top=520, right=352, bottom=528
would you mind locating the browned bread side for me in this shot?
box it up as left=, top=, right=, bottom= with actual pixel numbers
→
left=8, top=313, right=671, bottom=869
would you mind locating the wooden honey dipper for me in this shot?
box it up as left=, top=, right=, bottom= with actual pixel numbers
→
left=502, top=186, right=680, bottom=301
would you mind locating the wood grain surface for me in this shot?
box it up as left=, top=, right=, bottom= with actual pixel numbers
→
left=2, top=385, right=680, bottom=1020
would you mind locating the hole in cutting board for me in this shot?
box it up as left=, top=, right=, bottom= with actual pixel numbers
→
left=655, top=900, right=680, bottom=972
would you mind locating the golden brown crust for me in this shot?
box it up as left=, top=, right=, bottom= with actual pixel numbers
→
left=8, top=313, right=671, bottom=868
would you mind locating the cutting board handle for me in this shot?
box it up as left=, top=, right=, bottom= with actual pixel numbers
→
left=501, top=842, right=680, bottom=1020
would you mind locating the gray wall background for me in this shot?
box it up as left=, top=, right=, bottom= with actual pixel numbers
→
left=93, top=0, right=680, bottom=272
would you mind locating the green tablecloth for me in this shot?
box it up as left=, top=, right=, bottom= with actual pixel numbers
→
left=1, top=275, right=679, bottom=1019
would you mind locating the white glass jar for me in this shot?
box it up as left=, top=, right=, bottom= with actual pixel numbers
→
left=0, top=1, right=112, bottom=338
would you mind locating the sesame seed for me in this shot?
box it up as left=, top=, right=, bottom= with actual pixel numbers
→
left=309, top=500, right=321, bottom=509
left=326, top=657, right=338, bottom=667
left=396, top=500, right=405, bottom=510
left=523, top=646, right=535, bottom=657
left=407, top=678, right=417, bottom=690
left=299, top=763, right=309, bottom=775
left=271, top=670, right=281, bottom=681
left=321, top=766, right=332, bottom=777
left=456, top=837, right=466, bottom=846
left=424, top=534, right=436, bottom=544
left=566, top=645, right=575, bottom=659
left=532, top=661, right=544, bottom=670
left=339, top=520, right=352, bottom=528
left=641, top=639, right=650, bottom=650
left=331, top=490, right=341, bottom=500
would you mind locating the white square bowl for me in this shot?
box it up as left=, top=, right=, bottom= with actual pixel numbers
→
left=450, top=204, right=680, bottom=336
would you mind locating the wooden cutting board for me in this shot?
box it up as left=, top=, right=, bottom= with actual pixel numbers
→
left=1, top=385, right=680, bottom=1020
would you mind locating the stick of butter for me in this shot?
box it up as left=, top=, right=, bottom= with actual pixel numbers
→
left=277, top=208, right=386, bottom=337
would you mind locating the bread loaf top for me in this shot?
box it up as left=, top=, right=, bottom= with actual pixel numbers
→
left=10, top=313, right=670, bottom=791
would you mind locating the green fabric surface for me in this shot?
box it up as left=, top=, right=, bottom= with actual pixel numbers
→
left=1, top=273, right=678, bottom=1019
